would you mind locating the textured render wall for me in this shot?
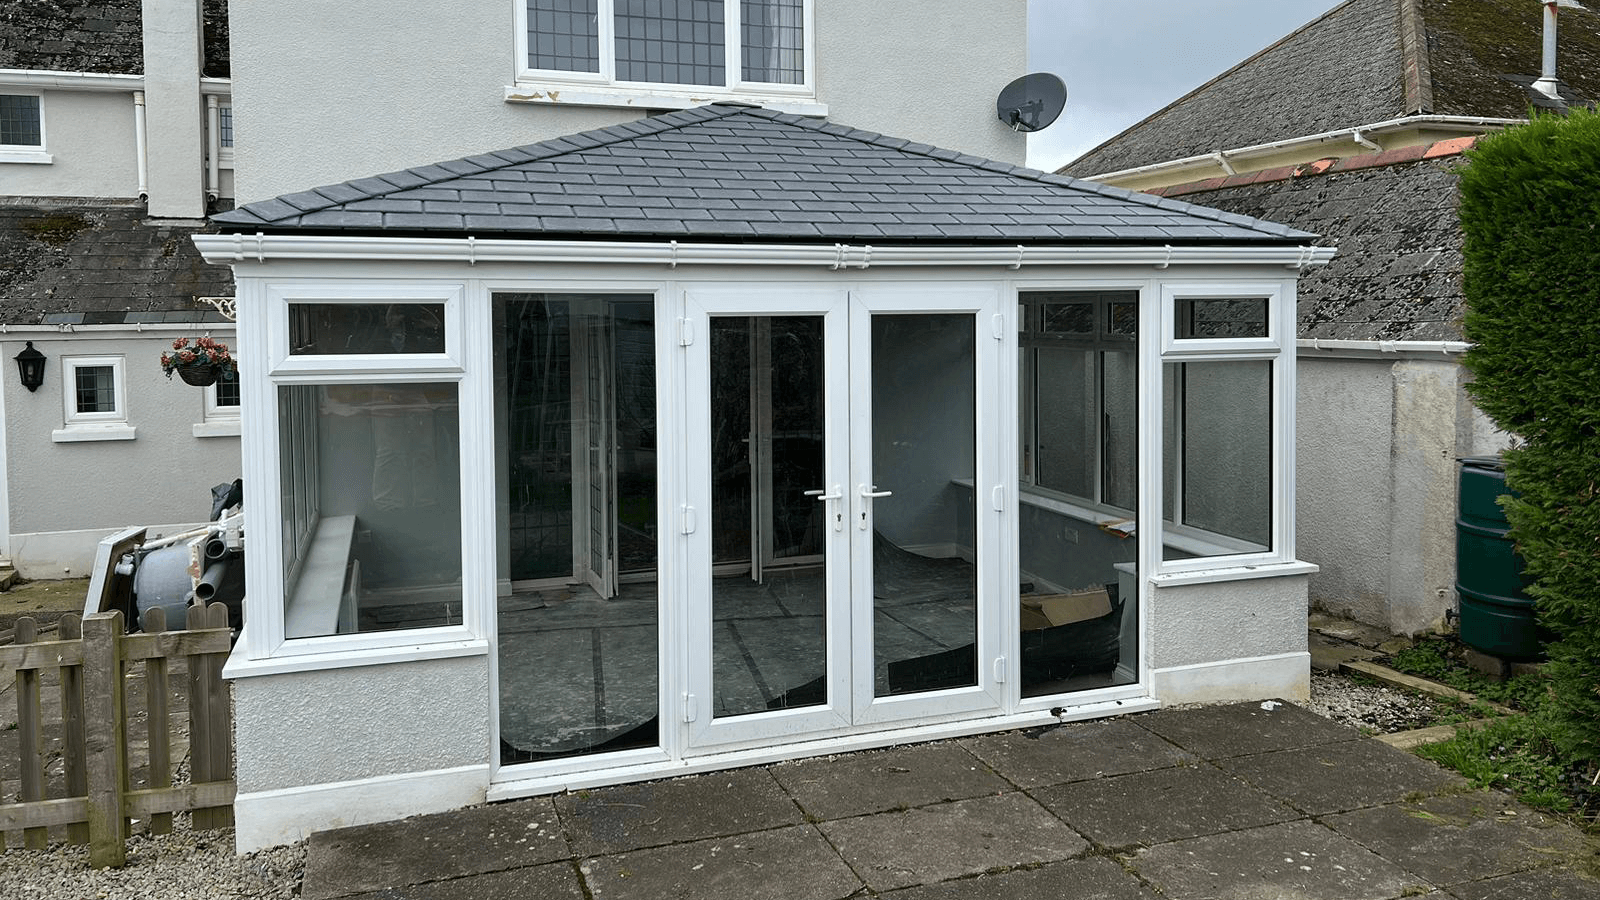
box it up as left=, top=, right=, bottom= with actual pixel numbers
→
left=1, top=330, right=239, bottom=571
left=3, top=91, right=141, bottom=198
left=142, top=0, right=206, bottom=217
left=1297, top=355, right=1511, bottom=636
left=233, top=655, right=490, bottom=792
left=229, top=1, right=1026, bottom=203
left=1147, top=576, right=1308, bottom=670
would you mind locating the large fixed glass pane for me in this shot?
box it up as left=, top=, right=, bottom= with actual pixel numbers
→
left=741, top=0, right=803, bottom=83
left=1162, top=360, right=1273, bottom=559
left=709, top=316, right=828, bottom=717
left=277, top=382, right=463, bottom=638
left=870, top=314, right=977, bottom=696
left=494, top=294, right=660, bottom=764
left=615, top=0, right=725, bottom=86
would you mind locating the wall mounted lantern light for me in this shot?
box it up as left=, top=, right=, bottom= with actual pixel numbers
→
left=14, top=341, right=46, bottom=392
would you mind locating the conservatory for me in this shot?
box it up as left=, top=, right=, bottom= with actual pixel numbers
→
left=196, top=104, right=1330, bottom=849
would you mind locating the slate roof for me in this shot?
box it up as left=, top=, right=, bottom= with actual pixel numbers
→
left=214, top=103, right=1314, bottom=245
left=1151, top=155, right=1466, bottom=342
left=1063, top=0, right=1600, bottom=179
left=0, top=0, right=230, bottom=78
left=0, top=200, right=234, bottom=325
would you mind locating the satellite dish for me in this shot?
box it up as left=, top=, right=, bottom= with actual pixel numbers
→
left=997, top=73, right=1067, bottom=133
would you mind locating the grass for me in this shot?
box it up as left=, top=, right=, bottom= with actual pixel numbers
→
left=1382, top=636, right=1598, bottom=827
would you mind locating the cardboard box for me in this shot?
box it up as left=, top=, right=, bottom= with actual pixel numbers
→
left=1020, top=587, right=1112, bottom=629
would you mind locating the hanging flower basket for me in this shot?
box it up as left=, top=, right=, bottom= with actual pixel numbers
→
left=161, top=336, right=237, bottom=387
left=178, top=363, right=220, bottom=386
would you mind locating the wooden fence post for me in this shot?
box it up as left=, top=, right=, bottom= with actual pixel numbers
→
left=58, top=613, right=89, bottom=845
left=14, top=617, right=47, bottom=850
left=81, top=611, right=128, bottom=869
left=141, top=607, right=173, bottom=836
left=187, top=602, right=234, bottom=830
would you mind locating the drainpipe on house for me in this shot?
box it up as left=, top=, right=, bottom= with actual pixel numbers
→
left=133, top=90, right=149, bottom=201
left=206, top=94, right=220, bottom=202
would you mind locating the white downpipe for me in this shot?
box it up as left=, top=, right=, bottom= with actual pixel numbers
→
left=206, top=94, right=220, bottom=201
left=193, top=233, right=1338, bottom=270
left=133, top=90, right=149, bottom=201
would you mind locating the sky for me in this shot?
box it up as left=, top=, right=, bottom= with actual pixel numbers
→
left=1025, top=0, right=1347, bottom=172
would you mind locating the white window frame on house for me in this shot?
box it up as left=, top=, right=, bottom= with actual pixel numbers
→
left=234, top=279, right=488, bottom=670
left=0, top=90, right=51, bottom=164
left=193, top=376, right=242, bottom=437
left=1154, top=281, right=1293, bottom=575
left=509, top=0, right=824, bottom=115
left=53, top=355, right=135, bottom=442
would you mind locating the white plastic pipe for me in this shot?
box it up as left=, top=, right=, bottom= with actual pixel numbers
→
left=133, top=90, right=149, bottom=200
left=206, top=94, right=220, bottom=201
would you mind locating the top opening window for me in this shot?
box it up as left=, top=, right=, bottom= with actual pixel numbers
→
left=1176, top=297, right=1268, bottom=340
left=289, top=303, right=447, bottom=356
left=521, top=0, right=808, bottom=90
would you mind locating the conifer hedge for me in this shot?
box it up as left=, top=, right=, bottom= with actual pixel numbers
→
left=1459, top=108, right=1600, bottom=764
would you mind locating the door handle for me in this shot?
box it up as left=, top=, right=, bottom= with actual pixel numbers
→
left=857, top=484, right=892, bottom=530
left=807, top=486, right=845, bottom=531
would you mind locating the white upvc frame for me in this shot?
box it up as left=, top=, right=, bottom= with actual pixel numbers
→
left=237, top=278, right=488, bottom=664
left=509, top=0, right=822, bottom=114
left=193, top=376, right=242, bottom=438
left=266, top=283, right=465, bottom=376
left=1153, top=280, right=1295, bottom=575
left=0, top=89, right=50, bottom=164
left=53, top=355, right=135, bottom=442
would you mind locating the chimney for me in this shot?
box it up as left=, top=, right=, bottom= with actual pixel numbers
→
left=1532, top=0, right=1587, bottom=100
left=141, top=0, right=207, bottom=218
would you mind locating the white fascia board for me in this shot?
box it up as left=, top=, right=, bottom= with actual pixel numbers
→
left=193, top=234, right=1337, bottom=271
left=0, top=323, right=234, bottom=335
left=1296, top=338, right=1470, bottom=360
left=0, top=69, right=143, bottom=91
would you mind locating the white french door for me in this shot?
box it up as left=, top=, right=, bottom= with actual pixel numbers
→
left=683, top=285, right=1003, bottom=751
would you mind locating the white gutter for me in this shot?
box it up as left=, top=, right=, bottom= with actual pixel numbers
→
left=193, top=234, right=1337, bottom=271
left=1083, top=115, right=1523, bottom=184
left=0, top=322, right=234, bottom=335
left=1297, top=338, right=1469, bottom=360
left=0, top=69, right=143, bottom=90
left=199, top=77, right=232, bottom=97
left=133, top=90, right=149, bottom=201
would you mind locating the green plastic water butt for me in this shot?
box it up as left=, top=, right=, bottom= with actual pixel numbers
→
left=1455, top=456, right=1543, bottom=661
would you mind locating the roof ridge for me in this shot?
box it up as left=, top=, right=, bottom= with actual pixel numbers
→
left=216, top=104, right=751, bottom=225
left=1145, top=134, right=1478, bottom=198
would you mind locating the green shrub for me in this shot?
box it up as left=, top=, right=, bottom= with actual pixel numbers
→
left=1459, top=108, right=1600, bottom=765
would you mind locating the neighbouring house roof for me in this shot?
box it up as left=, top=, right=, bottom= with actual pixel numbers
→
left=0, top=0, right=230, bottom=78
left=1064, top=0, right=1600, bottom=179
left=0, top=200, right=234, bottom=325
left=213, top=103, right=1314, bottom=245
left=1144, top=139, right=1472, bottom=341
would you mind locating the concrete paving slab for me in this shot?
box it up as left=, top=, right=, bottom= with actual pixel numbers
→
left=556, top=767, right=801, bottom=856
left=1031, top=761, right=1302, bottom=848
left=771, top=742, right=1010, bottom=820
left=1128, top=819, right=1430, bottom=900
left=1448, top=865, right=1600, bottom=900
left=301, top=798, right=568, bottom=900
left=1320, top=791, right=1592, bottom=886
left=820, top=791, right=1088, bottom=892
left=338, top=862, right=585, bottom=900
left=1133, top=700, right=1363, bottom=759
left=960, top=718, right=1193, bottom=789
left=878, top=856, right=1159, bottom=900
left=1217, top=738, right=1467, bottom=816
left=579, top=824, right=860, bottom=900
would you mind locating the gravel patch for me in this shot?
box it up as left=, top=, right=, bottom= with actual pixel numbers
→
left=1307, top=671, right=1463, bottom=734
left=0, top=822, right=305, bottom=899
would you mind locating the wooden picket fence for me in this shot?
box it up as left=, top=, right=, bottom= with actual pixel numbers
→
left=0, top=603, right=234, bottom=868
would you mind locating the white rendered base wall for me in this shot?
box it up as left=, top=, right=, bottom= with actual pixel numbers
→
left=234, top=765, right=489, bottom=852
left=9, top=522, right=210, bottom=580
left=1151, top=651, right=1311, bottom=705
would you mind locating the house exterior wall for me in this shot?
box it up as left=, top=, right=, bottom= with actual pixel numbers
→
left=0, top=328, right=240, bottom=576
left=227, top=1, right=1027, bottom=203
left=1146, top=574, right=1311, bottom=704
left=0, top=89, right=141, bottom=198
left=1296, top=353, right=1509, bottom=635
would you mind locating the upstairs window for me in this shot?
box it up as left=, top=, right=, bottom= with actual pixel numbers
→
left=0, top=93, right=49, bottom=163
left=521, top=0, right=809, bottom=90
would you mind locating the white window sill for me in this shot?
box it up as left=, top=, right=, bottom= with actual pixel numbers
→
left=505, top=83, right=827, bottom=117
left=52, top=424, right=137, bottom=443
left=0, top=148, right=51, bottom=164
left=1150, top=559, right=1320, bottom=587
left=193, top=420, right=241, bottom=438
left=223, top=629, right=489, bottom=679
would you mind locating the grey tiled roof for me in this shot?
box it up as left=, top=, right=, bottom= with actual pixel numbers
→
left=0, top=200, right=234, bottom=325
left=1062, top=0, right=1600, bottom=179
left=1172, top=159, right=1465, bottom=342
left=214, top=104, right=1313, bottom=245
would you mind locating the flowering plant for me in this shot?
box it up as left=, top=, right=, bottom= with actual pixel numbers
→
left=160, top=336, right=237, bottom=380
